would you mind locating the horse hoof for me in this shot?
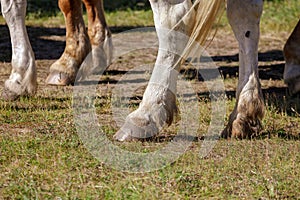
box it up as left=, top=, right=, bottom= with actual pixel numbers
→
left=220, top=127, right=230, bottom=139
left=46, top=71, right=73, bottom=86
left=113, top=129, right=134, bottom=142
left=113, top=118, right=158, bottom=142
left=1, top=87, right=19, bottom=101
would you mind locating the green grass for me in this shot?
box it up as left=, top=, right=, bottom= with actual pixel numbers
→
left=105, top=9, right=154, bottom=27
left=24, top=9, right=154, bottom=28
left=262, top=0, right=300, bottom=33
left=0, top=94, right=299, bottom=199
left=0, top=9, right=154, bottom=28
left=217, top=0, right=300, bottom=33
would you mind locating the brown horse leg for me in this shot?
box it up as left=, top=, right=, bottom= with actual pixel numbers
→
left=46, top=0, right=91, bottom=85
left=83, top=0, right=112, bottom=67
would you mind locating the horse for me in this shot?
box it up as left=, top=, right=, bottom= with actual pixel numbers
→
left=114, top=0, right=300, bottom=141
left=284, top=19, right=300, bottom=95
left=1, top=0, right=112, bottom=100
left=1, top=0, right=299, bottom=140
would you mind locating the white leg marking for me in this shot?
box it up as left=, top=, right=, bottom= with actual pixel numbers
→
left=114, top=0, right=195, bottom=141
left=1, top=0, right=37, bottom=100
left=222, top=0, right=265, bottom=138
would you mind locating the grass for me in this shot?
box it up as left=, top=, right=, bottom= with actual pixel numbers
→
left=0, top=0, right=300, bottom=199
left=0, top=9, right=154, bottom=28
left=217, top=0, right=300, bottom=33
left=0, top=94, right=299, bottom=199
left=262, top=0, right=300, bottom=33
left=25, top=9, right=154, bottom=28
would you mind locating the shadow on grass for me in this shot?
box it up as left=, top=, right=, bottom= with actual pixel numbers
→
left=0, top=96, right=71, bottom=111
left=114, top=128, right=300, bottom=143
left=255, top=130, right=300, bottom=140
left=196, top=86, right=299, bottom=116
left=0, top=25, right=155, bottom=62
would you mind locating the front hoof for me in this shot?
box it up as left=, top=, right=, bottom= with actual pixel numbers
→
left=113, top=119, right=159, bottom=142
left=46, top=71, right=74, bottom=86
left=113, top=129, right=134, bottom=142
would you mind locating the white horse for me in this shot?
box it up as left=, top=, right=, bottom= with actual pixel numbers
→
left=114, top=0, right=300, bottom=140
left=1, top=0, right=299, bottom=140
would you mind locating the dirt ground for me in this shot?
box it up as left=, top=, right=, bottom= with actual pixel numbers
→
left=0, top=25, right=299, bottom=123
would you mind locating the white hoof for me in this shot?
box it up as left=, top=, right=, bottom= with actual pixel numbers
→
left=114, top=89, right=177, bottom=141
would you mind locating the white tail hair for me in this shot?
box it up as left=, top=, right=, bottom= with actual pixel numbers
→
left=175, top=0, right=225, bottom=61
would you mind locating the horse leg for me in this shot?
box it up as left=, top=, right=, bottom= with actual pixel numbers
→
left=283, top=19, right=300, bottom=95
left=46, top=0, right=91, bottom=85
left=114, top=0, right=195, bottom=141
left=222, top=0, right=265, bottom=138
left=81, top=0, right=112, bottom=76
left=1, top=0, right=37, bottom=100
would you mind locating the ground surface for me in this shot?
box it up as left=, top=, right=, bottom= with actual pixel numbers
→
left=0, top=20, right=299, bottom=198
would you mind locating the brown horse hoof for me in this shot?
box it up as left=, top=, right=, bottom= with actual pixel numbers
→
left=46, top=71, right=73, bottom=86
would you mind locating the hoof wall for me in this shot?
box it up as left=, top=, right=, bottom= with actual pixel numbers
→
left=46, top=71, right=73, bottom=86
left=1, top=87, right=19, bottom=101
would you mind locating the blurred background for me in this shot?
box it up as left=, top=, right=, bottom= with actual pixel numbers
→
left=23, top=0, right=298, bottom=33
left=26, top=0, right=284, bottom=16
left=27, top=0, right=151, bottom=17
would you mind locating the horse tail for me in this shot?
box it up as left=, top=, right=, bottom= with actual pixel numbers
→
left=182, top=0, right=225, bottom=60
